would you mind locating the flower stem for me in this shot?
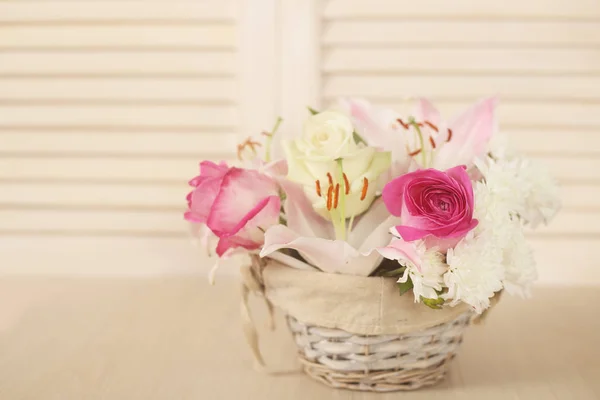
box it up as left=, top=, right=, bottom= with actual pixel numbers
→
left=336, top=159, right=347, bottom=241
left=408, top=116, right=427, bottom=167
left=264, top=117, right=283, bottom=163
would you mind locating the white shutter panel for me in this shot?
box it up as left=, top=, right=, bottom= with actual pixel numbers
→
left=321, top=0, right=600, bottom=284
left=0, top=1, right=239, bottom=238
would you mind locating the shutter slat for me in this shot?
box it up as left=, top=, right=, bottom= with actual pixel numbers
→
left=0, top=182, right=188, bottom=209
left=324, top=49, right=600, bottom=74
left=508, top=130, right=600, bottom=156
left=1, top=209, right=185, bottom=234
left=0, top=131, right=237, bottom=155
left=0, top=2, right=237, bottom=22
left=324, top=0, right=600, bottom=19
left=324, top=76, right=600, bottom=101
left=0, top=52, right=235, bottom=75
left=0, top=157, right=221, bottom=182
left=0, top=105, right=237, bottom=127
left=0, top=78, right=236, bottom=101
left=0, top=25, right=235, bottom=49
left=324, top=21, right=600, bottom=47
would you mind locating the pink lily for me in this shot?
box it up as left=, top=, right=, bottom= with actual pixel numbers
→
left=416, top=97, right=498, bottom=170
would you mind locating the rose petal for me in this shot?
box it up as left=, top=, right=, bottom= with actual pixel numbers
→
left=207, top=168, right=279, bottom=236
left=184, top=175, right=225, bottom=224
left=394, top=225, right=431, bottom=242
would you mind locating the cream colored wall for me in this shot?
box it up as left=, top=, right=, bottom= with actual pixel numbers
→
left=1, top=0, right=598, bottom=285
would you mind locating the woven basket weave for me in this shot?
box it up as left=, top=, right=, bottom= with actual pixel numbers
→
left=286, top=311, right=472, bottom=392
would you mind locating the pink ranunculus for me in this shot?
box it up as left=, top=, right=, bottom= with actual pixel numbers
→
left=382, top=166, right=478, bottom=246
left=184, top=161, right=281, bottom=257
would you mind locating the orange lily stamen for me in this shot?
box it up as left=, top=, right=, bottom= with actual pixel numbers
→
left=342, top=173, right=350, bottom=195
left=447, top=128, right=453, bottom=142
left=397, top=118, right=410, bottom=130
left=326, top=172, right=333, bottom=186
left=429, top=136, right=436, bottom=149
left=409, top=148, right=422, bottom=157
left=360, top=177, right=369, bottom=201
left=315, top=180, right=322, bottom=197
left=236, top=137, right=262, bottom=160
left=326, top=185, right=334, bottom=211
left=424, top=121, right=439, bottom=132
left=333, top=184, right=340, bottom=209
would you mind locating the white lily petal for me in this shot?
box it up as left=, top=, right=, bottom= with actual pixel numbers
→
left=261, top=224, right=380, bottom=276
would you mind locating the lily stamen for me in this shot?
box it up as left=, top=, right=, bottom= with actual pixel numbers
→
left=333, top=184, right=340, bottom=209
left=397, top=118, right=410, bottom=130
left=409, top=148, right=422, bottom=157
left=326, top=172, right=334, bottom=186
left=424, top=121, right=439, bottom=132
left=315, top=180, right=322, bottom=197
left=326, top=185, right=334, bottom=211
left=236, top=137, right=262, bottom=161
left=429, top=136, right=437, bottom=149
left=343, top=173, right=350, bottom=195
left=447, top=128, right=453, bottom=142
left=360, top=177, right=369, bottom=201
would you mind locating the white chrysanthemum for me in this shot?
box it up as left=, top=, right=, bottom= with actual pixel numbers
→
left=472, top=180, right=513, bottom=247
left=516, top=158, right=561, bottom=228
left=475, top=157, right=524, bottom=217
left=502, top=221, right=537, bottom=297
left=476, top=156, right=561, bottom=229
left=443, top=231, right=504, bottom=314
left=397, top=241, right=447, bottom=302
left=488, top=132, right=517, bottom=160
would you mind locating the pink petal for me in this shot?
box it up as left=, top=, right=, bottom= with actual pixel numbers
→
left=415, top=98, right=442, bottom=127
left=449, top=97, right=497, bottom=156
left=376, top=238, right=422, bottom=271
left=394, top=225, right=431, bottom=241
left=382, top=175, right=410, bottom=216
left=213, top=196, right=281, bottom=256
left=200, top=160, right=229, bottom=177
left=445, top=165, right=474, bottom=207
left=184, top=176, right=224, bottom=224
left=207, top=168, right=279, bottom=235
left=339, top=97, right=389, bottom=148
left=215, top=235, right=261, bottom=257
left=433, top=97, right=497, bottom=169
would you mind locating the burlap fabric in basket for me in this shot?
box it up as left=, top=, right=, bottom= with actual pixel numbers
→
left=242, top=258, right=479, bottom=392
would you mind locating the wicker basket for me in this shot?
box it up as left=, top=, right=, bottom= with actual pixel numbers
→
left=285, top=311, right=472, bottom=392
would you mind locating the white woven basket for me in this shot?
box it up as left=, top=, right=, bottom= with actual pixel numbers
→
left=286, top=311, right=472, bottom=392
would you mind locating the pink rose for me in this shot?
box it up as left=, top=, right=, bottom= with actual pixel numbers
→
left=185, top=161, right=281, bottom=257
left=382, top=166, right=477, bottom=245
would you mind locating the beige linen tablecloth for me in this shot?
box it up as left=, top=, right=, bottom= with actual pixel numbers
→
left=0, top=277, right=598, bottom=399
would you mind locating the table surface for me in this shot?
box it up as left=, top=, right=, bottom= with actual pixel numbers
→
left=0, top=276, right=598, bottom=400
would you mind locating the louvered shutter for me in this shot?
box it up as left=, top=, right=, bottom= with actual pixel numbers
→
left=0, top=1, right=242, bottom=273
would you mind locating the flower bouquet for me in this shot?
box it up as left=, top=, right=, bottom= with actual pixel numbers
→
left=184, top=97, right=560, bottom=392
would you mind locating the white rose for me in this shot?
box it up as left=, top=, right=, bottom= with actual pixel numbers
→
left=283, top=110, right=391, bottom=219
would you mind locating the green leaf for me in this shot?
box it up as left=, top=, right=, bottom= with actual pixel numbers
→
left=421, top=296, right=445, bottom=310
left=307, top=106, right=319, bottom=115
left=397, top=278, right=414, bottom=296
left=353, top=131, right=367, bottom=146
left=380, top=266, right=406, bottom=277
